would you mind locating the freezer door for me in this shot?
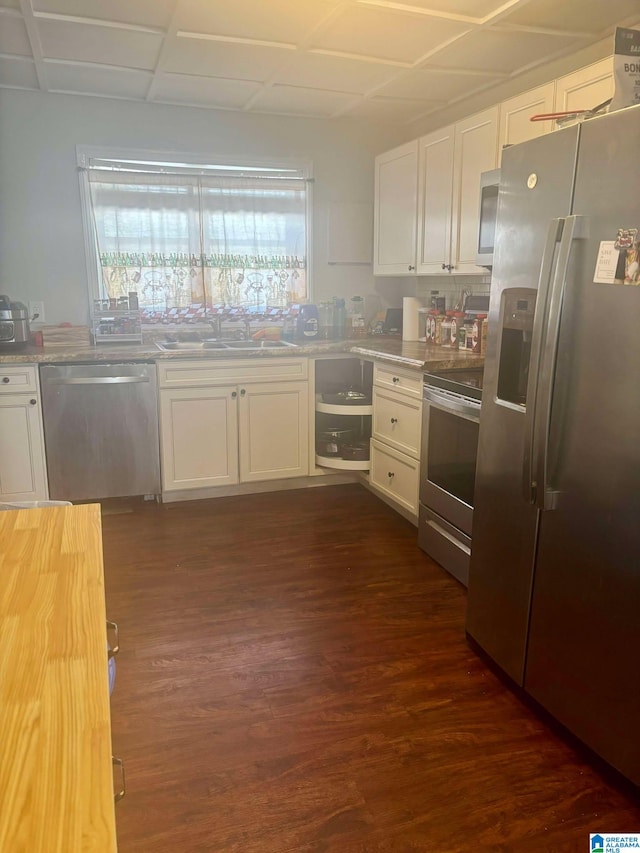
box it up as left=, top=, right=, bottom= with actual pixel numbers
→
left=466, top=125, right=580, bottom=684
left=524, top=105, right=640, bottom=784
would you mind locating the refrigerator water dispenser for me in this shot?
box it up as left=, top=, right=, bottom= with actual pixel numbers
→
left=496, top=289, right=536, bottom=407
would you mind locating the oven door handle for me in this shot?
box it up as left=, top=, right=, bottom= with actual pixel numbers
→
left=423, top=387, right=481, bottom=422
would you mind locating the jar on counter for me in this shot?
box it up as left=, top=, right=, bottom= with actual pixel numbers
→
left=441, top=312, right=455, bottom=347
left=472, top=314, right=488, bottom=353
left=333, top=298, right=346, bottom=340
left=450, top=311, right=466, bottom=349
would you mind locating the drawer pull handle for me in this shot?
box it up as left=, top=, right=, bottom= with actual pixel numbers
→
left=2, top=377, right=9, bottom=384
left=113, top=756, right=126, bottom=803
left=392, top=377, right=399, bottom=384
left=106, top=620, right=119, bottom=658
left=231, top=391, right=237, bottom=398
left=30, top=399, right=37, bottom=406
left=408, top=265, right=415, bottom=271
left=240, top=388, right=246, bottom=397
left=387, top=471, right=395, bottom=479
left=390, top=417, right=397, bottom=424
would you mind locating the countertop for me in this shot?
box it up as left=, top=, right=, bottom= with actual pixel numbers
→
left=0, top=503, right=117, bottom=852
left=0, top=337, right=483, bottom=372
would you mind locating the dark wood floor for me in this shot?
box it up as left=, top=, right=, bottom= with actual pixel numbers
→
left=102, top=484, right=639, bottom=852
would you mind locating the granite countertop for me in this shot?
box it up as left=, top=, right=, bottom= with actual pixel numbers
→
left=0, top=337, right=483, bottom=372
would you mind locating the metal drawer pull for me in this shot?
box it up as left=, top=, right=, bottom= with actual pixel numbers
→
left=106, top=620, right=119, bottom=658
left=387, top=471, right=395, bottom=479
left=390, top=417, right=398, bottom=424
left=30, top=399, right=37, bottom=405
left=392, top=377, right=399, bottom=383
left=113, top=756, right=126, bottom=803
left=2, top=377, right=9, bottom=384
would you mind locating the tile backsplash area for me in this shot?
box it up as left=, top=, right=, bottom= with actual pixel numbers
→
left=415, top=274, right=491, bottom=310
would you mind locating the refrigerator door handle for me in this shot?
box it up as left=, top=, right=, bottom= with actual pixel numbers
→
left=522, top=218, right=565, bottom=503
left=532, top=214, right=587, bottom=510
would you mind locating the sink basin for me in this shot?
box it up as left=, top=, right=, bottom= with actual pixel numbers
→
left=155, top=339, right=298, bottom=352
left=222, top=340, right=298, bottom=350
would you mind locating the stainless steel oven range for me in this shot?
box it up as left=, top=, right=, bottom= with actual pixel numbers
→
left=418, top=367, right=483, bottom=586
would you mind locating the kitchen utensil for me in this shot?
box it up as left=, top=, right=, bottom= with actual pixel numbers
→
left=341, top=442, right=369, bottom=461
left=322, top=389, right=371, bottom=405
left=316, top=427, right=354, bottom=457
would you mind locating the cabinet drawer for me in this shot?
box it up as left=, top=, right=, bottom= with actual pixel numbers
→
left=157, top=358, right=308, bottom=389
left=372, top=388, right=421, bottom=459
left=0, top=364, right=38, bottom=394
left=370, top=438, right=419, bottom=516
left=373, top=364, right=422, bottom=399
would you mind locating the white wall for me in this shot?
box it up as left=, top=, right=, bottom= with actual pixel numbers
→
left=0, top=89, right=409, bottom=325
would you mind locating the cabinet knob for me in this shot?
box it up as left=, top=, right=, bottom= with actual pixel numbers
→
left=240, top=388, right=246, bottom=397
left=390, top=417, right=397, bottom=424
left=442, top=263, right=446, bottom=270
left=447, top=264, right=454, bottom=271
left=231, top=391, right=237, bottom=399
left=2, top=377, right=9, bottom=384
left=392, top=376, right=399, bottom=384
left=408, top=265, right=415, bottom=271
left=387, top=471, right=395, bottom=479
left=30, top=398, right=37, bottom=405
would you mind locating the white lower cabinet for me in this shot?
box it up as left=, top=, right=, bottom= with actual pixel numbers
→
left=369, top=366, right=422, bottom=521
left=158, top=360, right=309, bottom=495
left=160, top=386, right=239, bottom=491
left=370, top=439, right=420, bottom=516
left=0, top=372, right=48, bottom=502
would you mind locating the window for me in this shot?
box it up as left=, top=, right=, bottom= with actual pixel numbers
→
left=78, top=149, right=310, bottom=320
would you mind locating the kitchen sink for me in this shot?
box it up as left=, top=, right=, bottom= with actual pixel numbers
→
left=155, top=339, right=298, bottom=352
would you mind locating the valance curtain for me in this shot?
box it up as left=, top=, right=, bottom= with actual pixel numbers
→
left=88, top=168, right=308, bottom=313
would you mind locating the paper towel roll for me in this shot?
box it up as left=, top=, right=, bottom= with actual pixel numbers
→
left=402, top=297, right=427, bottom=341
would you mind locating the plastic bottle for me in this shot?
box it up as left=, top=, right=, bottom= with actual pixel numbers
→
left=333, top=298, right=346, bottom=340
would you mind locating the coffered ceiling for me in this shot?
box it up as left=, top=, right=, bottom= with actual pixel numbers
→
left=0, top=0, right=638, bottom=122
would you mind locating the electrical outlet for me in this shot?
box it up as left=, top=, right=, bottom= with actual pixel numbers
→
left=29, top=301, right=45, bottom=324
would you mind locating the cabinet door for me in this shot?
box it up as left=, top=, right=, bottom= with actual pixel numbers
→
left=373, top=140, right=419, bottom=275
left=416, top=125, right=455, bottom=275
left=554, top=57, right=613, bottom=118
left=370, top=438, right=419, bottom=516
left=160, top=386, right=238, bottom=491
left=498, top=82, right=555, bottom=155
left=239, top=381, right=309, bottom=482
left=451, top=106, right=499, bottom=274
left=0, top=394, right=48, bottom=501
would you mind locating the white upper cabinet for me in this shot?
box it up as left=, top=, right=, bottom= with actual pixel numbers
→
left=498, top=82, right=556, bottom=155
left=416, top=125, right=455, bottom=275
left=373, top=139, right=419, bottom=275
left=554, top=57, right=613, bottom=117
left=450, top=106, right=499, bottom=275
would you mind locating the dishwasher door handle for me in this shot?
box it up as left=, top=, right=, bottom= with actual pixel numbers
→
left=48, top=376, right=150, bottom=385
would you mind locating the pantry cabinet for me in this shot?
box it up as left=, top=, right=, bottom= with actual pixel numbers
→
left=373, top=140, right=419, bottom=275
left=158, top=359, right=309, bottom=495
left=0, top=366, right=48, bottom=501
left=450, top=106, right=499, bottom=274
left=498, top=83, right=555, bottom=153
left=554, top=57, right=613, bottom=117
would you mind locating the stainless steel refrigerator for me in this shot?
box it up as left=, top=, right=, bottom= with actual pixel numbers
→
left=466, top=104, right=640, bottom=785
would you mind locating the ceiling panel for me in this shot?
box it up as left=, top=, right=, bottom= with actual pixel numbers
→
left=32, top=0, right=175, bottom=29
left=250, top=84, right=357, bottom=117
left=0, top=15, right=32, bottom=56
left=346, top=95, right=443, bottom=121
left=428, top=28, right=581, bottom=74
left=274, top=52, right=399, bottom=94
left=46, top=61, right=152, bottom=98
left=153, top=73, right=261, bottom=108
left=164, top=37, right=292, bottom=82
left=175, top=0, right=332, bottom=44
left=374, top=67, right=503, bottom=101
left=0, top=0, right=21, bottom=9
left=501, top=0, right=640, bottom=34
left=312, top=6, right=471, bottom=64
left=0, top=56, right=39, bottom=88
left=369, top=0, right=502, bottom=17
left=37, top=19, right=163, bottom=70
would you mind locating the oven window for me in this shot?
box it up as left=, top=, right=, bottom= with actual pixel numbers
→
left=427, top=407, right=479, bottom=507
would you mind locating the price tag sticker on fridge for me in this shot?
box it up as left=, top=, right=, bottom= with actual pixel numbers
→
left=593, top=241, right=618, bottom=284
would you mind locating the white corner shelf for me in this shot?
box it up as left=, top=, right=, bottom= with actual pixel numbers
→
left=315, top=395, right=373, bottom=416
left=315, top=454, right=370, bottom=471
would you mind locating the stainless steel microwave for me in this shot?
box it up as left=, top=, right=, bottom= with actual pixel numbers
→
left=476, top=168, right=500, bottom=267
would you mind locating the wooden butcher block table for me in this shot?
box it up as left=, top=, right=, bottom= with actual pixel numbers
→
left=0, top=503, right=117, bottom=852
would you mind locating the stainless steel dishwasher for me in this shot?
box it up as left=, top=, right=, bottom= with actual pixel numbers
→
left=40, top=362, right=160, bottom=501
